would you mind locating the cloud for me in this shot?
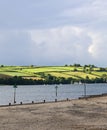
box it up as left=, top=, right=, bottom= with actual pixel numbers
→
left=0, top=25, right=106, bottom=66
left=29, top=26, right=93, bottom=65
left=88, top=32, right=107, bottom=63
left=60, top=0, right=107, bottom=28
left=0, top=26, right=91, bottom=65
left=0, top=0, right=106, bottom=66
left=29, top=24, right=107, bottom=66
left=0, top=0, right=103, bottom=29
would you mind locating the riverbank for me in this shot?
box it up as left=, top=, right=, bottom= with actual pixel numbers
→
left=0, top=96, right=107, bottom=130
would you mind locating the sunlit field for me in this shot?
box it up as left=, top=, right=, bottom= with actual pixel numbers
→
left=0, top=65, right=106, bottom=81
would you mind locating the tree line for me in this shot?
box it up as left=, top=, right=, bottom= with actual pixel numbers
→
left=0, top=75, right=106, bottom=85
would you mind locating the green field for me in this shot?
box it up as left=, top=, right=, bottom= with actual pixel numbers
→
left=0, top=65, right=106, bottom=81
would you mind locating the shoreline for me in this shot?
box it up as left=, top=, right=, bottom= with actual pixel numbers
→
left=0, top=93, right=107, bottom=108
left=0, top=95, right=107, bottom=129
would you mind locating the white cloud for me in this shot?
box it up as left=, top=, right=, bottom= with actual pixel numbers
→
left=88, top=32, right=101, bottom=58
left=0, top=0, right=106, bottom=66
left=0, top=25, right=106, bottom=66
left=88, top=32, right=107, bottom=63
left=29, top=26, right=93, bottom=65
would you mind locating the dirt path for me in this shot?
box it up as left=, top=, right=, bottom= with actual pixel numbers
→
left=0, top=96, right=107, bottom=130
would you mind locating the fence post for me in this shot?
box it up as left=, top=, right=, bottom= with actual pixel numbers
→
left=84, top=83, right=86, bottom=98
left=55, top=99, right=57, bottom=102
left=20, top=102, right=23, bottom=105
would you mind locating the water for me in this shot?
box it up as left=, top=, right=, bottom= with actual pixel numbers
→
left=0, top=83, right=107, bottom=105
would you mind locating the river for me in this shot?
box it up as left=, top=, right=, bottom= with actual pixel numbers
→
left=0, top=83, right=107, bottom=105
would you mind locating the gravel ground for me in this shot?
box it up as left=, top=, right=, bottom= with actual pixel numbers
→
left=0, top=96, right=107, bottom=130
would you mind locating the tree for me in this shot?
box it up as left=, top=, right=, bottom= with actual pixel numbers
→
left=1, top=65, right=4, bottom=67
left=99, top=67, right=106, bottom=71
left=65, top=64, right=68, bottom=67
left=73, top=63, right=81, bottom=67
left=73, top=68, right=77, bottom=71
left=30, top=65, right=34, bottom=68
left=102, top=74, right=107, bottom=82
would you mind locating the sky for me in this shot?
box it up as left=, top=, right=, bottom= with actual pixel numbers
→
left=0, top=0, right=107, bottom=67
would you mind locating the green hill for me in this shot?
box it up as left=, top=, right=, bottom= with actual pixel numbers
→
left=0, top=65, right=106, bottom=84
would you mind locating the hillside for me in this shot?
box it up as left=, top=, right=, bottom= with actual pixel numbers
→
left=0, top=65, right=107, bottom=84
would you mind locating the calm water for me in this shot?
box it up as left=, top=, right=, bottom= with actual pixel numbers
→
left=0, top=83, right=107, bottom=105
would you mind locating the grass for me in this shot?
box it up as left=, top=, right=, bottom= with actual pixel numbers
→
left=61, top=72, right=98, bottom=79
left=0, top=71, right=30, bottom=77
left=46, top=72, right=79, bottom=79
left=92, top=72, right=107, bottom=77
left=0, top=65, right=106, bottom=80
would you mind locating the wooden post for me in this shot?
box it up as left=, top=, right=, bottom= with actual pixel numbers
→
left=84, top=83, right=86, bottom=98
left=13, top=84, right=17, bottom=104
left=55, top=99, right=57, bottom=102
left=55, top=86, right=58, bottom=97
left=20, top=102, right=22, bottom=105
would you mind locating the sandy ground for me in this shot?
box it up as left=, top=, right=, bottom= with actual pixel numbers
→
left=0, top=97, right=107, bottom=130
